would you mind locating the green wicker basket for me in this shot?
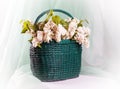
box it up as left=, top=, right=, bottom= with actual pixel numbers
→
left=30, top=9, right=82, bottom=82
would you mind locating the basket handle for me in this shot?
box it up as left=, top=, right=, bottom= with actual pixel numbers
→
left=34, top=9, right=74, bottom=24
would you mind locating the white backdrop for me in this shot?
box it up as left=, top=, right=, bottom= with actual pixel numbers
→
left=0, top=0, right=120, bottom=89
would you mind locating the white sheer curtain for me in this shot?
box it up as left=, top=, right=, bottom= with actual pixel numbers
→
left=0, top=0, right=120, bottom=89
left=102, top=0, right=120, bottom=81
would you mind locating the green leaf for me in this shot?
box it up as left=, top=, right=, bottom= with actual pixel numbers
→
left=60, top=19, right=69, bottom=29
left=48, top=10, right=54, bottom=16
left=78, top=20, right=83, bottom=27
left=20, top=20, right=24, bottom=24
left=45, top=10, right=54, bottom=22
left=21, top=20, right=36, bottom=33
left=85, top=19, right=89, bottom=24
left=52, top=15, right=61, bottom=25
left=37, top=43, right=42, bottom=48
left=78, top=19, right=89, bottom=27
left=21, top=28, right=28, bottom=33
left=37, top=22, right=45, bottom=30
left=28, top=37, right=33, bottom=42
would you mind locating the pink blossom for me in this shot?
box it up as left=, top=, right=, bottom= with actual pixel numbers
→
left=68, top=20, right=78, bottom=38
left=32, top=37, right=39, bottom=47
left=76, top=27, right=84, bottom=34
left=37, top=31, right=43, bottom=43
left=49, top=20, right=57, bottom=29
left=74, top=33, right=85, bottom=44
left=65, top=18, right=72, bottom=22
left=30, top=18, right=90, bottom=48
left=43, top=29, right=53, bottom=43
left=44, top=20, right=57, bottom=30
left=84, top=38, right=90, bottom=48
left=72, top=18, right=80, bottom=24
left=54, top=24, right=68, bottom=41
left=54, top=31, right=61, bottom=42
left=44, top=21, right=51, bottom=30
left=84, top=27, right=90, bottom=37
left=57, top=24, right=67, bottom=36
left=26, top=29, right=36, bottom=37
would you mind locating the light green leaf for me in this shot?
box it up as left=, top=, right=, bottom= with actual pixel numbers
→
left=21, top=28, right=28, bottom=33
left=52, top=15, right=61, bottom=25
left=20, top=20, right=24, bottom=24
left=28, top=37, right=33, bottom=42
left=85, top=19, right=89, bottom=24
left=60, top=19, right=69, bottom=29
left=45, top=10, right=54, bottom=22
left=78, top=20, right=83, bottom=27
left=37, top=43, right=42, bottom=48
left=20, top=20, right=36, bottom=33
left=78, top=19, right=89, bottom=27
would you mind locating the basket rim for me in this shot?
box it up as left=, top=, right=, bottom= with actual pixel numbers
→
left=30, top=39, right=78, bottom=45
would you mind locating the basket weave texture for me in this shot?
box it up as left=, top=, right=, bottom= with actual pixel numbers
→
left=30, top=40, right=82, bottom=82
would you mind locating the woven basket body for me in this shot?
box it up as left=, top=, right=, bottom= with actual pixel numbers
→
left=30, top=40, right=82, bottom=82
